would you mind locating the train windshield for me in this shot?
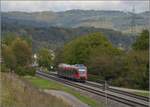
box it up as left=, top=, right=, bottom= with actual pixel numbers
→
left=75, top=64, right=87, bottom=73
left=78, top=68, right=86, bottom=74
left=79, top=68, right=86, bottom=72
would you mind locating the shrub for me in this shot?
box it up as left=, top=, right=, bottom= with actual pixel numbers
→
left=1, top=64, right=10, bottom=72
left=25, top=67, right=36, bottom=76
left=15, top=66, right=26, bottom=76
left=15, top=66, right=36, bottom=76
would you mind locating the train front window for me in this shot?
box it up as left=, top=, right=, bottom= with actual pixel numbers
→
left=79, top=68, right=86, bottom=74
left=79, top=68, right=86, bottom=71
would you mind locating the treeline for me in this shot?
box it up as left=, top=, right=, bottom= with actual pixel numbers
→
left=55, top=30, right=149, bottom=90
left=1, top=34, right=35, bottom=76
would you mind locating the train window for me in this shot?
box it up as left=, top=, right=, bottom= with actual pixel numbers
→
left=79, top=68, right=86, bottom=71
left=78, top=68, right=86, bottom=74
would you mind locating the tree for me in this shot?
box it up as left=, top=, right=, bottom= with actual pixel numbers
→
left=1, top=34, right=35, bottom=76
left=125, top=50, right=149, bottom=89
left=54, top=48, right=64, bottom=67
left=130, top=29, right=149, bottom=89
left=11, top=37, right=32, bottom=66
left=37, top=48, right=53, bottom=70
left=2, top=32, right=17, bottom=46
left=61, top=32, right=120, bottom=65
left=132, top=29, right=149, bottom=50
left=2, top=45, right=16, bottom=71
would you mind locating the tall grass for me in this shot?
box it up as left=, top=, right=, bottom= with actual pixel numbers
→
left=1, top=72, right=72, bottom=107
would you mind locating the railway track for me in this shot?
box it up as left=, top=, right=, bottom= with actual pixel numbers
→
left=39, top=71, right=149, bottom=102
left=36, top=71, right=149, bottom=107
left=85, top=81, right=149, bottom=102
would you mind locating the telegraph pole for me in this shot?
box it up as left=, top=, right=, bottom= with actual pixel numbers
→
left=131, top=6, right=136, bottom=34
left=148, top=0, right=150, bottom=32
left=105, top=81, right=108, bottom=107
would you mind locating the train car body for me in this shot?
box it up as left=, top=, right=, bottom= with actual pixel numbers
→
left=58, top=64, right=87, bottom=81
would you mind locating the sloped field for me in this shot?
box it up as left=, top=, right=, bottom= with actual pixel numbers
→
left=0, top=72, right=72, bottom=107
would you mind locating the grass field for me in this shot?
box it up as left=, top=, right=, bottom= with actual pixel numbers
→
left=1, top=72, right=72, bottom=107
left=24, top=76, right=104, bottom=107
left=133, top=91, right=149, bottom=97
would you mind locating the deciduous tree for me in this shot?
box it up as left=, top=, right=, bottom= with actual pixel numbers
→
left=37, top=48, right=53, bottom=70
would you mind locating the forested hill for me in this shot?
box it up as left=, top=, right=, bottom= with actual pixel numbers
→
left=2, top=16, right=136, bottom=51
left=2, top=10, right=149, bottom=33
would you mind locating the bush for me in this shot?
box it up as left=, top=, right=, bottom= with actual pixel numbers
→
left=15, top=66, right=36, bottom=76
left=26, top=67, right=36, bottom=76
left=1, top=64, right=10, bottom=72
left=15, top=66, right=26, bottom=76
left=88, top=74, right=102, bottom=83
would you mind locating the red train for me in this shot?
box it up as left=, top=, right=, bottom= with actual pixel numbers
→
left=58, top=64, right=87, bottom=82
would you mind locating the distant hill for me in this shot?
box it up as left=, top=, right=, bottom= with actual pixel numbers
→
left=2, top=16, right=136, bottom=52
left=2, top=10, right=149, bottom=33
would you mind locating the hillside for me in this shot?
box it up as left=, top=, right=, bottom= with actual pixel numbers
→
left=2, top=18, right=136, bottom=52
left=2, top=10, right=149, bottom=33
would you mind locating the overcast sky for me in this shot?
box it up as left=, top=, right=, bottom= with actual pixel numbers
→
left=1, top=1, right=149, bottom=13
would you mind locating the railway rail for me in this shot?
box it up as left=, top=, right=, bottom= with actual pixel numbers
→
left=85, top=81, right=149, bottom=102
left=36, top=71, right=149, bottom=107
left=40, top=71, right=149, bottom=102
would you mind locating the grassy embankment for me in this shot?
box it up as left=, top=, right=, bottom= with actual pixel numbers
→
left=25, top=76, right=104, bottom=107
left=1, top=72, right=72, bottom=107
left=133, top=91, right=149, bottom=97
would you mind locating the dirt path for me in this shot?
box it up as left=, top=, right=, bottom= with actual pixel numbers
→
left=44, top=89, right=90, bottom=107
